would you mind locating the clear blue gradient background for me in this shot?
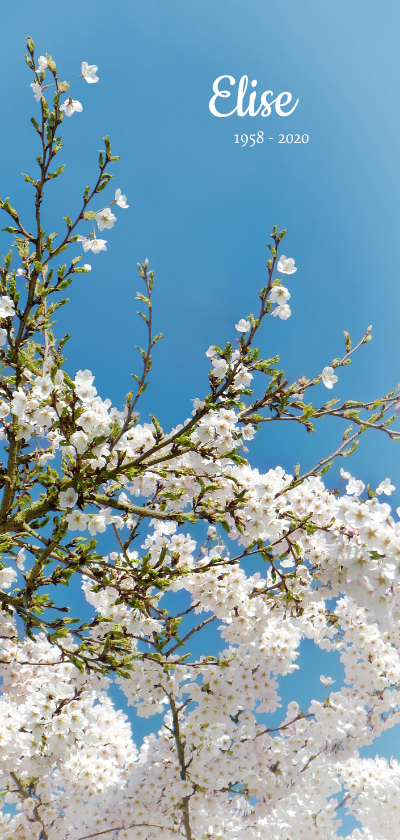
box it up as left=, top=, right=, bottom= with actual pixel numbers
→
left=1, top=1, right=400, bottom=833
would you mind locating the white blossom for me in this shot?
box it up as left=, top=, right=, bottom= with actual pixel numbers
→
left=115, top=188, right=129, bottom=208
left=75, top=369, right=94, bottom=387
left=241, top=425, right=256, bottom=440
left=320, top=675, right=335, bottom=686
left=88, top=513, right=107, bottom=536
left=59, top=488, right=78, bottom=508
left=233, top=367, right=253, bottom=388
left=376, top=478, right=396, bottom=496
left=0, top=296, right=15, bottom=319
left=346, top=476, right=365, bottom=496
left=211, top=358, right=228, bottom=379
left=277, top=255, right=297, bottom=274
left=30, top=82, right=42, bottom=101
left=95, top=208, right=116, bottom=231
left=60, top=97, right=83, bottom=117
left=206, top=345, right=217, bottom=358
left=76, top=236, right=107, bottom=253
left=76, top=236, right=93, bottom=252
left=0, top=566, right=17, bottom=588
left=66, top=509, right=89, bottom=531
left=70, top=430, right=88, bottom=454
left=321, top=366, right=338, bottom=389
left=340, top=468, right=351, bottom=480
left=90, top=238, right=107, bottom=254
left=235, top=319, right=251, bottom=333
left=38, top=55, right=48, bottom=72
left=269, top=285, right=290, bottom=305
left=81, top=61, right=99, bottom=83
left=15, top=549, right=26, bottom=570
left=272, top=303, right=291, bottom=320
left=191, top=398, right=205, bottom=413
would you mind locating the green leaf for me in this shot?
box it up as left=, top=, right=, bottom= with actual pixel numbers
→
left=45, top=233, right=57, bottom=252
left=342, top=440, right=359, bottom=457
left=149, top=414, right=162, bottom=435
left=344, top=330, right=351, bottom=352
left=58, top=278, right=72, bottom=290
left=301, top=404, right=315, bottom=421
left=70, top=656, right=84, bottom=673
left=136, top=292, right=151, bottom=306
left=46, top=54, right=57, bottom=72
left=3, top=199, right=18, bottom=220
left=47, top=165, right=66, bottom=180
left=319, top=461, right=333, bottom=475
left=63, top=372, right=75, bottom=389
left=95, top=173, right=113, bottom=193
left=30, top=116, right=40, bottom=133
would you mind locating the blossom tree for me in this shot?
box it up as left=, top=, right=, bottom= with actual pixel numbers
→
left=1, top=39, right=400, bottom=840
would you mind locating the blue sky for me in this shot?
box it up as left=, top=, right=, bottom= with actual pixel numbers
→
left=2, top=1, right=400, bottom=832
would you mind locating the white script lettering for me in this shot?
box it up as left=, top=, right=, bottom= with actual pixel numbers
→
left=209, top=76, right=299, bottom=117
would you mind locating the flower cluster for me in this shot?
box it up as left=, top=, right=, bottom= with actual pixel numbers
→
left=31, top=57, right=99, bottom=114
left=76, top=188, right=129, bottom=255
left=3, top=494, right=400, bottom=838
